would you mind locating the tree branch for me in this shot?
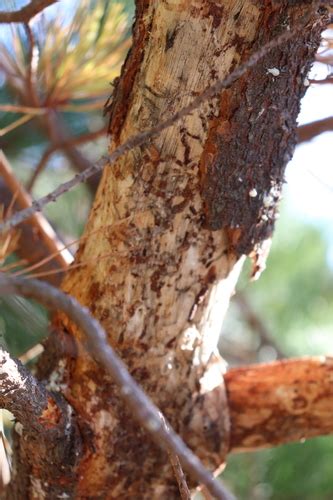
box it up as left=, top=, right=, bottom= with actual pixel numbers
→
left=26, top=126, right=107, bottom=193
left=168, top=450, right=191, bottom=500
left=0, top=151, right=73, bottom=285
left=39, top=111, right=103, bottom=194
left=0, top=20, right=312, bottom=234
left=0, top=346, right=81, bottom=497
left=0, top=0, right=57, bottom=24
left=234, top=292, right=285, bottom=360
left=297, top=116, right=333, bottom=143
left=0, top=274, right=234, bottom=500
left=0, top=347, right=57, bottom=434
left=225, top=357, right=333, bottom=452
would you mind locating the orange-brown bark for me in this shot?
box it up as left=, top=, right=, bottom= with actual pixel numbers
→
left=226, top=357, right=333, bottom=452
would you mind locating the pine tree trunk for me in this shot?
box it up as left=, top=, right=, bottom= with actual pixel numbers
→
left=7, top=1, right=326, bottom=498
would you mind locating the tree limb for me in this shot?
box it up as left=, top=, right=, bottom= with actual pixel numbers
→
left=297, top=116, right=333, bottom=143
left=0, top=274, right=234, bottom=500
left=225, top=357, right=333, bottom=452
left=0, top=0, right=57, bottom=24
left=0, top=20, right=311, bottom=234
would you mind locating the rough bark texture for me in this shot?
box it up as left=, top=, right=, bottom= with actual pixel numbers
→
left=225, top=357, right=333, bottom=452
left=8, top=1, right=326, bottom=499
left=0, top=348, right=81, bottom=500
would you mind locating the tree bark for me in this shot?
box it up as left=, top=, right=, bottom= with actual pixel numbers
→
left=225, top=357, right=333, bottom=452
left=7, top=1, right=327, bottom=498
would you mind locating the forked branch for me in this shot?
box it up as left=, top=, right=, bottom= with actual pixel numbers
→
left=0, top=0, right=57, bottom=23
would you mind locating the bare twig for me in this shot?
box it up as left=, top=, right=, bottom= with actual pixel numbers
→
left=308, top=76, right=333, bottom=84
left=38, top=111, right=103, bottom=193
left=0, top=151, right=73, bottom=285
left=26, top=126, right=107, bottom=192
left=234, top=293, right=285, bottom=360
left=24, top=24, right=36, bottom=104
left=0, top=274, right=234, bottom=500
left=26, top=147, right=54, bottom=192
left=168, top=451, right=191, bottom=500
left=0, top=114, right=35, bottom=136
left=0, top=0, right=57, bottom=24
left=297, top=116, right=333, bottom=143
left=0, top=21, right=310, bottom=234
left=19, top=343, right=44, bottom=364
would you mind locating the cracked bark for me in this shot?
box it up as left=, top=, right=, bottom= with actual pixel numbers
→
left=0, top=347, right=81, bottom=499
left=4, top=1, right=328, bottom=498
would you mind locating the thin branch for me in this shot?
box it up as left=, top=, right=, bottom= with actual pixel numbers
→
left=0, top=0, right=57, bottom=24
left=19, top=343, right=43, bottom=364
left=24, top=24, right=35, bottom=104
left=168, top=450, right=191, bottom=500
left=0, top=21, right=310, bottom=234
left=297, top=116, right=333, bottom=143
left=26, top=147, right=54, bottom=192
left=26, top=126, right=107, bottom=192
left=0, top=274, right=234, bottom=500
left=0, top=114, right=34, bottom=137
left=308, top=76, right=333, bottom=84
left=0, top=104, right=45, bottom=115
left=0, top=152, right=73, bottom=285
left=234, top=292, right=285, bottom=360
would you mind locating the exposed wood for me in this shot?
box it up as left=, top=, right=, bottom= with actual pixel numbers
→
left=225, top=357, right=333, bottom=452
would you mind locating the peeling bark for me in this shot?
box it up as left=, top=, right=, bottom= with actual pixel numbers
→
left=6, top=1, right=327, bottom=498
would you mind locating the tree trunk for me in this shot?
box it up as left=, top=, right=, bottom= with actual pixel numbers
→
left=7, top=1, right=326, bottom=498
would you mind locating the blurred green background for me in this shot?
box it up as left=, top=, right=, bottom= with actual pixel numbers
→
left=1, top=1, right=333, bottom=499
